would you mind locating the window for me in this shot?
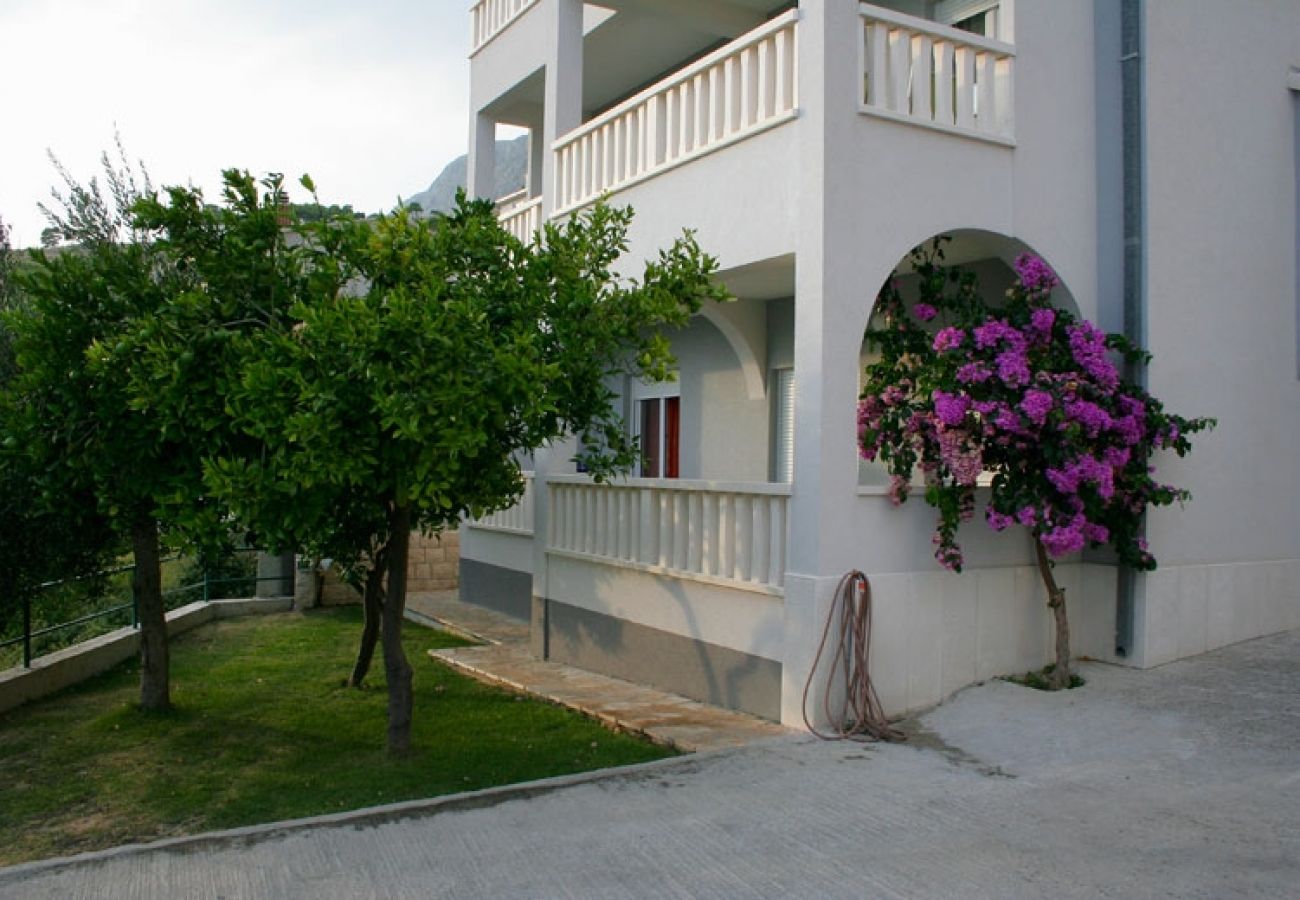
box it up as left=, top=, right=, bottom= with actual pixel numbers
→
left=772, top=368, right=795, bottom=483
left=934, top=0, right=1006, bottom=40
left=633, top=379, right=680, bottom=478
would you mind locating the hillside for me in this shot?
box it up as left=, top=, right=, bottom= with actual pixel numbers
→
left=405, top=135, right=528, bottom=214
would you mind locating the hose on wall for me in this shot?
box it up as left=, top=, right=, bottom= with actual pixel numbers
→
left=800, top=571, right=904, bottom=742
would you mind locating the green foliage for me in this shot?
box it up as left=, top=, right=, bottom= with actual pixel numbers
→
left=136, top=176, right=726, bottom=575
left=177, top=547, right=258, bottom=601
left=0, top=608, right=674, bottom=865
left=128, top=175, right=725, bottom=747
left=0, top=215, right=120, bottom=639
left=289, top=201, right=365, bottom=223
left=1006, top=665, right=1085, bottom=691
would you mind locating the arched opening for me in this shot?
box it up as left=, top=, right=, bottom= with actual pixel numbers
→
left=856, top=229, right=1080, bottom=487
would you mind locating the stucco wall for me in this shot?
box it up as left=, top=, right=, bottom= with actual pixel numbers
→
left=1132, top=0, right=1300, bottom=665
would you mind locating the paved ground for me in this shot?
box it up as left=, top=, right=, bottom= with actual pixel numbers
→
left=1, top=629, right=1297, bottom=898
left=407, top=591, right=790, bottom=752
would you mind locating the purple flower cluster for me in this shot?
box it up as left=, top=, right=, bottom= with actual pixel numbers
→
left=887, top=474, right=910, bottom=507
left=1028, top=307, right=1056, bottom=341
left=996, top=347, right=1031, bottom=387
left=858, top=240, right=1209, bottom=576
left=1019, top=389, right=1054, bottom=425
left=956, top=362, right=992, bottom=384
left=933, top=327, right=965, bottom=352
left=1067, top=322, right=1119, bottom=389
left=1064, top=399, right=1112, bottom=437
left=937, top=426, right=982, bottom=486
left=973, top=320, right=1022, bottom=350
left=986, top=509, right=1014, bottom=531
left=1046, top=454, right=1115, bottom=499
left=933, top=390, right=969, bottom=426
left=1013, top=253, right=1060, bottom=294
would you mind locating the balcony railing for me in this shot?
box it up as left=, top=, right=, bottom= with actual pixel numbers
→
left=467, top=473, right=535, bottom=536
left=498, top=196, right=543, bottom=244
left=470, top=0, right=538, bottom=54
left=547, top=476, right=790, bottom=595
left=859, top=3, right=1015, bottom=145
left=552, top=9, right=800, bottom=216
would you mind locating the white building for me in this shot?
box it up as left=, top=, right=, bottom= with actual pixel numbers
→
left=460, top=0, right=1300, bottom=726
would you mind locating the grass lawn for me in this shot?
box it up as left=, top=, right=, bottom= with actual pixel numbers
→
left=0, top=608, right=676, bottom=866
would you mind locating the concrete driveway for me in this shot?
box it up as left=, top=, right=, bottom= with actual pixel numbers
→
left=2, top=630, right=1297, bottom=899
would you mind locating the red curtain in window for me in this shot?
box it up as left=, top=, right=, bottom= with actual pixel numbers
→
left=664, top=396, right=681, bottom=478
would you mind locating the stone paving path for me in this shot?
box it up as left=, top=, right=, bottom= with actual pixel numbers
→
left=405, top=591, right=789, bottom=752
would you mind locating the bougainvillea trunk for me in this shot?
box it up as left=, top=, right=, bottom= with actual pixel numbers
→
left=1034, top=538, right=1073, bottom=689
left=382, top=505, right=414, bottom=755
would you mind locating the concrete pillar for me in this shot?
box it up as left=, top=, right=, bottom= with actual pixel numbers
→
left=528, top=125, right=546, bottom=199
left=541, top=0, right=584, bottom=218
left=780, top=1, right=891, bottom=728
left=256, top=552, right=295, bottom=598
left=468, top=112, right=497, bottom=200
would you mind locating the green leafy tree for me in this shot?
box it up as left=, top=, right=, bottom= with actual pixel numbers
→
left=139, top=177, right=726, bottom=753
left=2, top=215, right=120, bottom=642
left=4, top=147, right=223, bottom=709
left=859, top=240, right=1213, bottom=688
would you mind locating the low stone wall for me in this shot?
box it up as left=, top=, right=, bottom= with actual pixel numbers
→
left=318, top=530, right=460, bottom=606
left=0, top=597, right=293, bottom=715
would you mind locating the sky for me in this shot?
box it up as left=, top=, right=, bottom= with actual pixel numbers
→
left=0, top=0, right=473, bottom=247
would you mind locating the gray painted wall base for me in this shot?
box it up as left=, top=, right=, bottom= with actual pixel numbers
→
left=458, top=558, right=531, bottom=621
left=544, top=599, right=782, bottom=720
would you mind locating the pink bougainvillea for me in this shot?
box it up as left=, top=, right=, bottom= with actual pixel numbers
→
left=858, top=240, right=1213, bottom=576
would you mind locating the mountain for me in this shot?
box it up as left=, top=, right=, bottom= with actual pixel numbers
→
left=406, top=135, right=529, bottom=214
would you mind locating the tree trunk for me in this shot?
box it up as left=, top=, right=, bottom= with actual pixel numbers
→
left=1034, top=537, right=1072, bottom=690
left=132, top=519, right=169, bottom=712
left=382, top=507, right=414, bottom=755
left=348, top=549, right=387, bottom=687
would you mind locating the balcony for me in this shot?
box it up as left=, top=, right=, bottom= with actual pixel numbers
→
left=858, top=3, right=1016, bottom=145
left=467, top=472, right=536, bottom=536
left=488, top=4, right=1016, bottom=241
left=470, top=0, right=539, bottom=55
left=547, top=476, right=790, bottom=595
left=552, top=9, right=799, bottom=218
left=497, top=192, right=544, bottom=243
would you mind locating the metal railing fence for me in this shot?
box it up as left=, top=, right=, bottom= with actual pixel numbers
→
left=0, top=551, right=284, bottom=670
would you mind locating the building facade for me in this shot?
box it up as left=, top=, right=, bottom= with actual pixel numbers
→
left=460, top=0, right=1300, bottom=725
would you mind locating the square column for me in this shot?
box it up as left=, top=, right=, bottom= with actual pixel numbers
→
left=467, top=112, right=497, bottom=201
left=541, top=0, right=583, bottom=218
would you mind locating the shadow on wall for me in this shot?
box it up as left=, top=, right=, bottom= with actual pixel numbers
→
left=544, top=562, right=785, bottom=720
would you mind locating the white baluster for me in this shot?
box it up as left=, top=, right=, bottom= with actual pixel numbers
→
left=888, top=27, right=910, bottom=115
left=910, top=34, right=933, bottom=120
left=733, top=495, right=751, bottom=581
left=751, top=497, right=768, bottom=584
left=686, top=491, right=702, bottom=574
left=658, top=492, right=672, bottom=568
left=955, top=46, right=976, bottom=129
left=672, top=493, right=687, bottom=570
left=976, top=51, right=996, bottom=131
left=768, top=496, right=785, bottom=587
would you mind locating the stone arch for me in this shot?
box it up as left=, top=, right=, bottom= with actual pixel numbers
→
left=852, top=229, right=1082, bottom=487
left=855, top=229, right=1082, bottom=340
left=699, top=300, right=767, bottom=401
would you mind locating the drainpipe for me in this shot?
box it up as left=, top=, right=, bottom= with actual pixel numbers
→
left=1114, top=0, right=1146, bottom=658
